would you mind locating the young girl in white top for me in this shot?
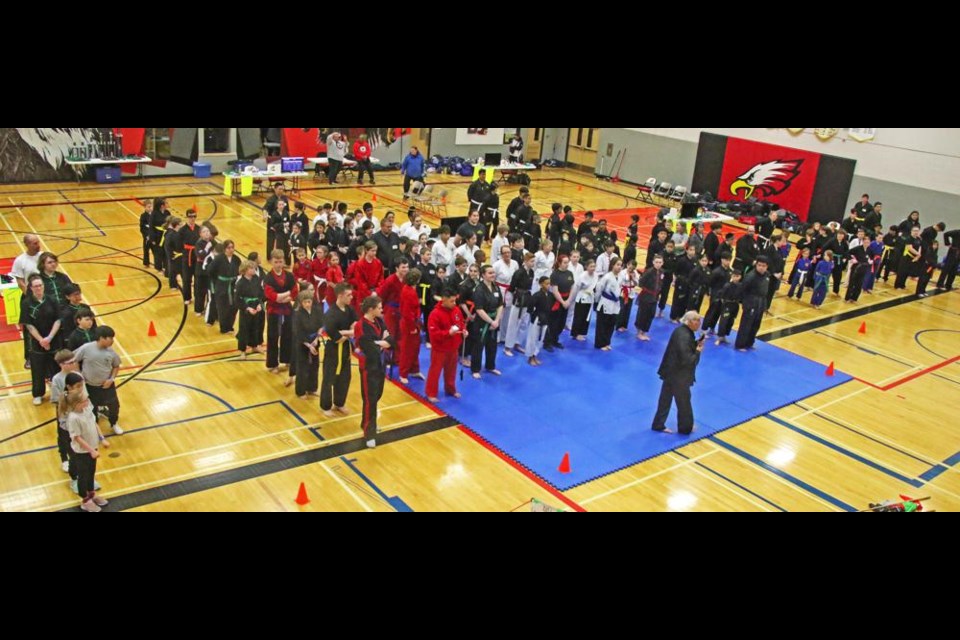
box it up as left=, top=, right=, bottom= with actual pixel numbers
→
left=593, top=258, right=622, bottom=351
left=565, top=250, right=585, bottom=332
left=533, top=239, right=555, bottom=282
left=570, top=259, right=598, bottom=341
left=616, top=260, right=640, bottom=331
left=63, top=381, right=110, bottom=512
left=491, top=224, right=511, bottom=261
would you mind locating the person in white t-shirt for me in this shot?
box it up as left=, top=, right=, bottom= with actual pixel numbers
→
left=11, top=234, right=43, bottom=370
left=432, top=225, right=453, bottom=269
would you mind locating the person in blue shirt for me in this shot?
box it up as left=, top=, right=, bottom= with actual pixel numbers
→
left=401, top=147, right=426, bottom=200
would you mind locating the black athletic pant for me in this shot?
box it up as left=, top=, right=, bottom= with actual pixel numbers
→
left=571, top=301, right=592, bottom=337
left=402, top=174, right=422, bottom=197
left=703, top=297, right=723, bottom=331
left=74, top=452, right=97, bottom=500
left=320, top=341, right=352, bottom=410
left=181, top=258, right=194, bottom=303
left=28, top=350, right=56, bottom=399
left=471, top=322, right=499, bottom=373
left=267, top=313, right=293, bottom=369
left=142, top=235, right=151, bottom=267
left=894, top=259, right=917, bottom=289
left=652, top=377, right=693, bottom=434
left=658, top=273, right=673, bottom=311
left=295, top=347, right=319, bottom=396
left=734, top=297, right=764, bottom=349
left=845, top=264, right=868, bottom=302
left=594, top=310, right=616, bottom=348
left=359, top=368, right=385, bottom=441
left=545, top=306, right=569, bottom=346
left=87, top=384, right=120, bottom=427
left=716, top=303, right=739, bottom=338
left=168, top=257, right=182, bottom=290
left=151, top=239, right=165, bottom=273
left=237, top=309, right=261, bottom=352
left=195, top=274, right=209, bottom=314
left=937, top=248, right=958, bottom=289
left=328, top=159, right=342, bottom=184
left=357, top=159, right=374, bottom=184
left=57, top=426, right=71, bottom=464
left=616, top=299, right=634, bottom=329
left=635, top=300, right=657, bottom=333
left=670, top=279, right=689, bottom=320
left=215, top=291, right=236, bottom=333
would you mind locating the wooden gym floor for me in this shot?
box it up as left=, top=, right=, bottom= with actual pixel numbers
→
left=0, top=168, right=957, bottom=512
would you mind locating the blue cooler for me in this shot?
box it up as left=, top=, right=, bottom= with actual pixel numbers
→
left=192, top=162, right=212, bottom=178
left=281, top=157, right=304, bottom=172
left=95, top=166, right=121, bottom=183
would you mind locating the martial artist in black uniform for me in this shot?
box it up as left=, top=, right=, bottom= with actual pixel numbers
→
left=635, top=255, right=663, bottom=339
left=179, top=210, right=201, bottom=306
left=937, top=229, right=960, bottom=290
left=651, top=313, right=704, bottom=435
left=702, top=254, right=732, bottom=332
left=355, top=296, right=396, bottom=448
left=210, top=241, right=241, bottom=333
left=734, top=257, right=771, bottom=351
left=471, top=265, right=503, bottom=376
left=714, top=271, right=742, bottom=346
left=669, top=246, right=697, bottom=321
left=320, top=283, right=357, bottom=415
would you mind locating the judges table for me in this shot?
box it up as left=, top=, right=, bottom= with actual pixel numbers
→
left=470, top=162, right=538, bottom=184
left=64, top=155, right=152, bottom=181
left=307, top=156, right=380, bottom=181
left=222, top=171, right=309, bottom=197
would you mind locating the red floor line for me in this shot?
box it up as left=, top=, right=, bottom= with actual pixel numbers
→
left=457, top=425, right=587, bottom=513
left=880, top=354, right=960, bottom=391
left=852, top=354, right=960, bottom=391
left=852, top=376, right=883, bottom=390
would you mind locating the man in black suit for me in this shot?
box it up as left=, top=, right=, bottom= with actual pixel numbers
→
left=651, top=311, right=704, bottom=435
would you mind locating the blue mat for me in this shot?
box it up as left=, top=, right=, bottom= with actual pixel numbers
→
left=401, top=309, right=852, bottom=490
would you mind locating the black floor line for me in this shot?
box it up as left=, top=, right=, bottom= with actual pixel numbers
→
left=758, top=289, right=947, bottom=342
left=59, top=415, right=458, bottom=512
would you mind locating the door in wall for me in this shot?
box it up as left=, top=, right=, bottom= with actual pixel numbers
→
left=567, top=128, right=600, bottom=171
left=526, top=128, right=543, bottom=161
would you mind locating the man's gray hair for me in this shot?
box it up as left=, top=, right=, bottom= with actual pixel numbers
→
left=681, top=311, right=701, bottom=325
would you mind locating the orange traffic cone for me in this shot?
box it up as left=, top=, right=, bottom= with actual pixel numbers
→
left=192, top=202, right=198, bottom=213
left=372, top=193, right=378, bottom=202
left=825, top=361, right=835, bottom=377
left=147, top=321, right=157, bottom=337
left=106, top=273, right=115, bottom=287
left=858, top=322, right=867, bottom=334
left=295, top=482, right=310, bottom=505
left=577, top=184, right=583, bottom=192
left=58, top=213, right=66, bottom=224
left=558, top=453, right=571, bottom=474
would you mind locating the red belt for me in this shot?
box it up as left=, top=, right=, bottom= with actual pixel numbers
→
left=551, top=291, right=570, bottom=312
left=641, top=288, right=658, bottom=297
left=184, top=244, right=196, bottom=267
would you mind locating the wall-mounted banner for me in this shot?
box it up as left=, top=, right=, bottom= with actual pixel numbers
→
left=454, top=128, right=505, bottom=145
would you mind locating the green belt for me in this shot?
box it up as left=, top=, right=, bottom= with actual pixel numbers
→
left=240, top=296, right=260, bottom=305
left=217, top=275, right=235, bottom=301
